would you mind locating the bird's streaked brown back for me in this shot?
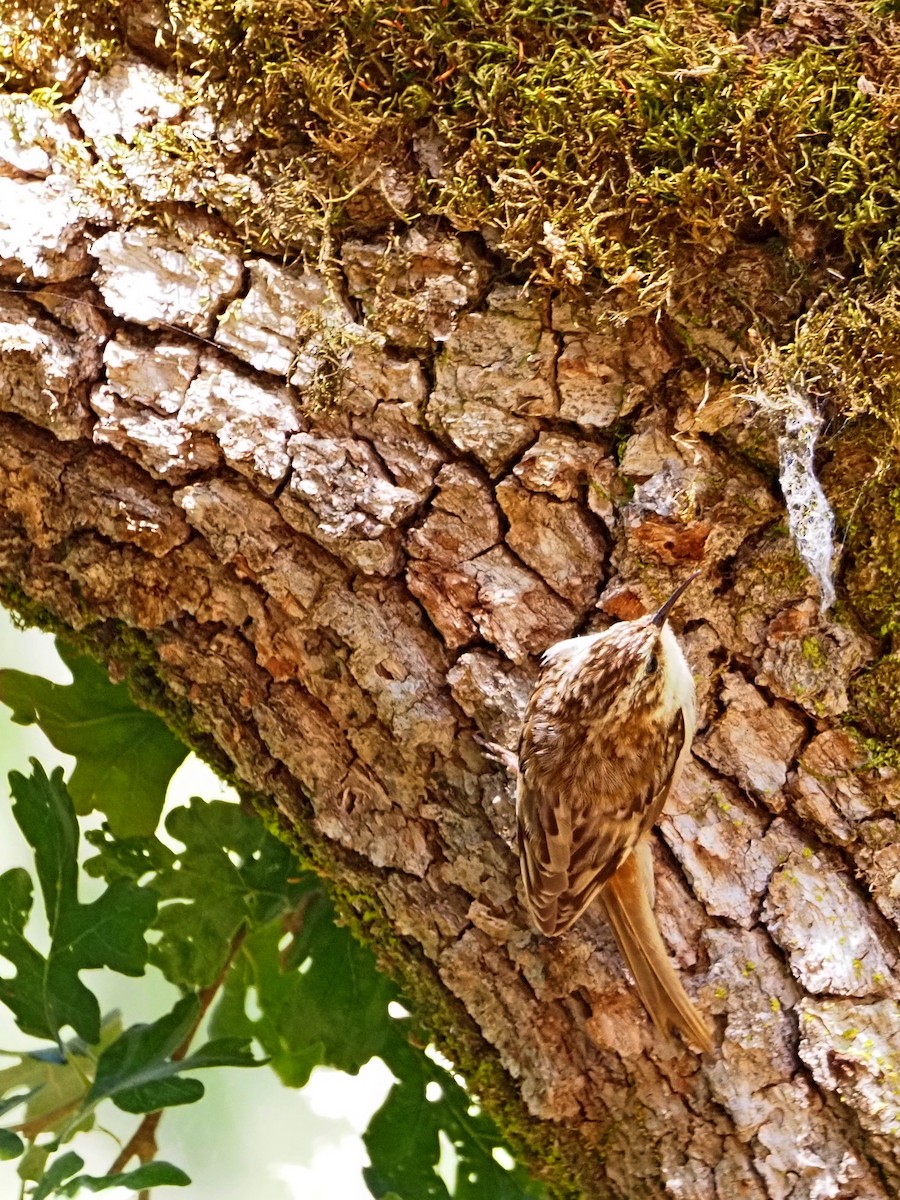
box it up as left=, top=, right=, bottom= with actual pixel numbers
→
left=516, top=620, right=691, bottom=936
left=515, top=585, right=711, bottom=1051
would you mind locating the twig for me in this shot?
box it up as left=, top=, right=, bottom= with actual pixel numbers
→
left=107, top=926, right=247, bottom=1177
left=12, top=1098, right=80, bottom=1140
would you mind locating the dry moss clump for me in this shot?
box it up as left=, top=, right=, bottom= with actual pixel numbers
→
left=155, top=0, right=900, bottom=323
left=825, top=425, right=900, bottom=635
left=9, top=0, right=900, bottom=338
left=849, top=653, right=900, bottom=747
left=788, top=286, right=900, bottom=434
left=0, top=0, right=120, bottom=83
left=821, top=414, right=900, bottom=750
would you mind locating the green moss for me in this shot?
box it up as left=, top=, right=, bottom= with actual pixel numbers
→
left=817, top=415, right=900, bottom=753
left=786, top=284, right=900, bottom=439
left=849, top=655, right=900, bottom=748
left=15, top=0, right=900, bottom=341
left=801, top=636, right=827, bottom=670
left=216, top=0, right=897, bottom=323
left=828, top=434, right=900, bottom=640
left=756, top=288, right=900, bottom=760
left=851, top=730, right=900, bottom=772
left=0, top=1, right=122, bottom=88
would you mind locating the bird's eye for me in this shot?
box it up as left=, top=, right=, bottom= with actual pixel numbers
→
left=647, top=653, right=659, bottom=675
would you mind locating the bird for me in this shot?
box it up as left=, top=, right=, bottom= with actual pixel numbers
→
left=516, top=571, right=712, bottom=1053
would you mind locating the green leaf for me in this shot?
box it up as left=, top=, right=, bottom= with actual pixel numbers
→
left=90, top=995, right=196, bottom=1093
left=83, top=995, right=260, bottom=1120
left=365, top=1042, right=546, bottom=1200
left=85, top=798, right=306, bottom=990
left=0, top=868, right=47, bottom=1037
left=32, top=1150, right=83, bottom=1200
left=0, top=1015, right=122, bottom=1145
left=112, top=1075, right=205, bottom=1114
left=178, top=1037, right=263, bottom=1071
left=0, top=640, right=187, bottom=837
left=0, top=765, right=156, bottom=1043
left=18, top=1140, right=51, bottom=1184
left=1, top=761, right=542, bottom=1200
left=0, top=1127, right=23, bottom=1159
left=364, top=1046, right=445, bottom=1199
left=210, top=887, right=396, bottom=1088
left=56, top=1161, right=190, bottom=1194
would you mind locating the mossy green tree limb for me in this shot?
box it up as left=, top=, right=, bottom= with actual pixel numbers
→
left=2, top=0, right=900, bottom=1196
left=10, top=0, right=900, bottom=316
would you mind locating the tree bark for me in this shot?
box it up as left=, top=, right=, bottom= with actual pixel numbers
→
left=1, top=31, right=899, bottom=1200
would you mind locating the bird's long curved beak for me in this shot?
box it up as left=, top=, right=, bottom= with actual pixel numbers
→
left=651, top=570, right=701, bottom=627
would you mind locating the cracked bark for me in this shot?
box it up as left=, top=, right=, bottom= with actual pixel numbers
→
left=1, top=50, right=899, bottom=1200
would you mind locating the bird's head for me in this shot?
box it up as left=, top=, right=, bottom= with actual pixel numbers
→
left=586, top=570, right=700, bottom=719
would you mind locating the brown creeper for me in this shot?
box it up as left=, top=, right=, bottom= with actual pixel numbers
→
left=517, top=571, right=712, bottom=1053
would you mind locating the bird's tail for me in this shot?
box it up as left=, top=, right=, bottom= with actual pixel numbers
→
left=599, top=841, right=713, bottom=1053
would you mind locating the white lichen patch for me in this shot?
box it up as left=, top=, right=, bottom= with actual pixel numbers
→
left=92, top=227, right=243, bottom=337
left=764, top=852, right=897, bottom=998
left=703, top=930, right=884, bottom=1197
left=215, top=259, right=355, bottom=379
left=800, top=998, right=900, bottom=1147
left=277, top=432, right=422, bottom=575
left=0, top=94, right=79, bottom=177
left=701, top=928, right=800, bottom=1131
left=91, top=334, right=220, bottom=481
left=749, top=382, right=836, bottom=612
left=0, top=295, right=95, bottom=438
left=91, top=383, right=220, bottom=482
left=0, top=173, right=96, bottom=281
left=181, top=354, right=300, bottom=490
left=103, top=333, right=201, bottom=416
left=287, top=432, right=420, bottom=539
left=71, top=58, right=183, bottom=149
left=661, top=763, right=804, bottom=928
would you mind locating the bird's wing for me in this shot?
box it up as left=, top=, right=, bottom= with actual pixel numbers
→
left=517, top=708, right=686, bottom=937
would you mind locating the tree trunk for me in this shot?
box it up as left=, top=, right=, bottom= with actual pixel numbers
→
left=2, top=14, right=899, bottom=1199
